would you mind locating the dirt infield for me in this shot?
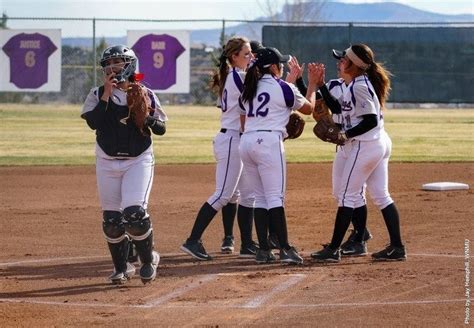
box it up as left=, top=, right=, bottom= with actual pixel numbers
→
left=0, top=163, right=472, bottom=327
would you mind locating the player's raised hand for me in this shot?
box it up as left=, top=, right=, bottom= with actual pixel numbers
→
left=102, top=73, right=118, bottom=101
left=286, top=56, right=305, bottom=84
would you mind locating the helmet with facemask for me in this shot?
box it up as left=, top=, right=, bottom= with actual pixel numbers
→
left=100, top=45, right=137, bottom=83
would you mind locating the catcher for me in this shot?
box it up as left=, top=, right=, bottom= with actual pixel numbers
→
left=81, top=45, right=167, bottom=285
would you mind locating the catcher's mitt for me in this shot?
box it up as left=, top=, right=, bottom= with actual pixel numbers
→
left=285, top=112, right=306, bottom=140
left=312, top=98, right=331, bottom=122
left=126, top=83, right=151, bottom=135
left=313, top=116, right=347, bottom=145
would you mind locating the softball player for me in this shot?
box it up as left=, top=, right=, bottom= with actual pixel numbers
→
left=180, top=37, right=257, bottom=261
left=239, top=47, right=317, bottom=264
left=310, top=44, right=406, bottom=262
left=81, top=45, right=166, bottom=284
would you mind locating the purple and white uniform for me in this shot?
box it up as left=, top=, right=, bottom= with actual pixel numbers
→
left=2, top=33, right=57, bottom=89
left=207, top=67, right=254, bottom=210
left=239, top=74, right=306, bottom=209
left=132, top=33, right=185, bottom=90
left=334, top=74, right=393, bottom=210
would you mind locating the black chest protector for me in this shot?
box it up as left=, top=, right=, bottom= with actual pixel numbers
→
left=96, top=86, right=151, bottom=157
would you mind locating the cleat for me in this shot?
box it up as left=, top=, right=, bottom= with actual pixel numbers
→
left=268, top=233, right=280, bottom=249
left=180, top=240, right=212, bottom=261
left=372, top=245, right=407, bottom=261
left=221, top=235, right=235, bottom=254
left=255, top=249, right=276, bottom=264
left=341, top=241, right=368, bottom=257
left=280, top=246, right=303, bottom=265
left=311, top=245, right=341, bottom=263
left=239, top=241, right=259, bottom=258
left=140, top=251, right=159, bottom=284
left=341, top=229, right=372, bottom=250
left=108, top=262, right=136, bottom=285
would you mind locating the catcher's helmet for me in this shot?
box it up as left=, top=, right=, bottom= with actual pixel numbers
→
left=100, top=45, right=137, bottom=82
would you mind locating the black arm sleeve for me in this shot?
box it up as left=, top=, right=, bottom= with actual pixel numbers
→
left=345, top=114, right=378, bottom=138
left=295, top=77, right=307, bottom=96
left=319, top=84, right=342, bottom=114
left=145, top=116, right=166, bottom=136
left=82, top=100, right=108, bottom=130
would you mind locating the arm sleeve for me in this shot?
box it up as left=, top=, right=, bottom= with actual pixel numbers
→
left=345, top=114, right=378, bottom=138
left=319, top=84, right=342, bottom=114
left=295, top=77, right=307, bottom=96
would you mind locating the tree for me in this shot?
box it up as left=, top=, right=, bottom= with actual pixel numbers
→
left=1, top=12, right=8, bottom=29
left=257, top=0, right=326, bottom=22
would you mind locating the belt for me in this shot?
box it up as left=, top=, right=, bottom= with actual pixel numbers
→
left=257, top=130, right=273, bottom=132
left=220, top=128, right=227, bottom=133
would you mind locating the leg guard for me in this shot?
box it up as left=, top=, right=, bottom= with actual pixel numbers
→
left=124, top=206, right=154, bottom=264
left=103, top=211, right=129, bottom=273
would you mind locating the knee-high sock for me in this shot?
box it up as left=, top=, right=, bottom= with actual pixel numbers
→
left=381, top=203, right=403, bottom=247
left=254, top=208, right=270, bottom=251
left=222, top=203, right=237, bottom=237
left=352, top=205, right=367, bottom=243
left=269, top=207, right=290, bottom=250
left=329, top=207, right=354, bottom=249
left=237, top=205, right=254, bottom=246
left=188, top=202, right=217, bottom=242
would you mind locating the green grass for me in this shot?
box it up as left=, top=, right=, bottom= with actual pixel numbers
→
left=0, top=103, right=473, bottom=166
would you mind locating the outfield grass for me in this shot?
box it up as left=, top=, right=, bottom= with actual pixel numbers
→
left=0, top=103, right=473, bottom=166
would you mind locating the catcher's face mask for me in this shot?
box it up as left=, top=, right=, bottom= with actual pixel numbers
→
left=100, top=45, right=138, bottom=83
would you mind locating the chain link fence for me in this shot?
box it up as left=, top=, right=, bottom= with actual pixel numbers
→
left=1, top=17, right=473, bottom=105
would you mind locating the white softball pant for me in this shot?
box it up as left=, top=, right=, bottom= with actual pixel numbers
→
left=207, top=129, right=255, bottom=211
left=239, top=131, right=286, bottom=210
left=333, top=131, right=393, bottom=210
left=96, top=146, right=155, bottom=212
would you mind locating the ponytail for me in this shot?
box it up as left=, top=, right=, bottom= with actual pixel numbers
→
left=241, top=65, right=260, bottom=104
left=351, top=44, right=392, bottom=108
left=366, top=62, right=392, bottom=107
left=211, top=54, right=229, bottom=96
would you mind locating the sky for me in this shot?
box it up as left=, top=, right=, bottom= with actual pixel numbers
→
left=1, top=0, right=472, bottom=37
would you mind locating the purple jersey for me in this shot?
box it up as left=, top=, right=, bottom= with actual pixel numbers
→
left=2, top=33, right=57, bottom=89
left=132, top=34, right=185, bottom=90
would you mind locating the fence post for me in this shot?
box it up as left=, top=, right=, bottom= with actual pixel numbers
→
left=92, top=17, right=97, bottom=87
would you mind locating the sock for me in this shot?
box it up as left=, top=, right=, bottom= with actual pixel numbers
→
left=222, top=202, right=237, bottom=237
left=329, top=206, right=354, bottom=249
left=352, top=205, right=367, bottom=243
left=381, top=203, right=403, bottom=247
left=188, top=202, right=217, bottom=242
left=237, top=205, right=254, bottom=246
left=254, top=208, right=270, bottom=251
left=269, top=206, right=290, bottom=250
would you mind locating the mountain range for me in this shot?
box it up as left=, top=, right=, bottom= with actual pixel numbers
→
left=63, top=1, right=473, bottom=48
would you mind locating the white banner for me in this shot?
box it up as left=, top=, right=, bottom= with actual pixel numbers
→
left=127, top=30, right=190, bottom=93
left=0, top=29, right=61, bottom=92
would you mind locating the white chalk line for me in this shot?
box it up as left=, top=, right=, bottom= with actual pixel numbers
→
left=0, top=297, right=464, bottom=309
left=242, top=273, right=307, bottom=308
left=143, top=274, right=218, bottom=307
left=0, top=251, right=470, bottom=267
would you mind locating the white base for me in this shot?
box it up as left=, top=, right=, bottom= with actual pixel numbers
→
left=422, top=182, right=470, bottom=191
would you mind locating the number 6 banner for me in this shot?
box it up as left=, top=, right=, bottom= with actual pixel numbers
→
left=128, top=30, right=190, bottom=93
left=0, top=29, right=61, bottom=92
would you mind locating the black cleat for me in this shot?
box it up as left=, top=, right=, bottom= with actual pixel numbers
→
left=341, top=241, right=368, bottom=257
left=311, top=245, right=341, bottom=263
left=239, top=241, right=259, bottom=258
left=108, top=262, right=136, bottom=285
left=180, top=240, right=212, bottom=261
left=255, top=249, right=276, bottom=264
left=221, top=235, right=235, bottom=254
left=140, top=251, right=160, bottom=284
left=372, top=245, right=407, bottom=261
left=280, top=246, right=303, bottom=265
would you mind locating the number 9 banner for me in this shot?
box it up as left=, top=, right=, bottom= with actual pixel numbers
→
left=0, top=29, right=61, bottom=92
left=128, top=30, right=190, bottom=93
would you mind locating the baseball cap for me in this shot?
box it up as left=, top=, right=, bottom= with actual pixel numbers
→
left=256, top=47, right=291, bottom=68
left=250, top=40, right=264, bottom=53
left=332, top=49, right=346, bottom=59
